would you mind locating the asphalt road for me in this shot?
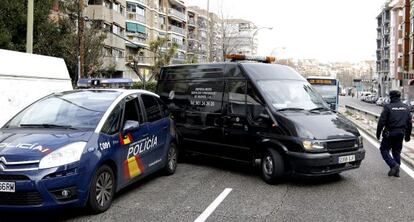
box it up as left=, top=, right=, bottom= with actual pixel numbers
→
left=340, top=96, right=383, bottom=115
left=2, top=135, right=414, bottom=222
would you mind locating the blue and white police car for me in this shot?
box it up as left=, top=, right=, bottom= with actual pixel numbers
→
left=0, top=89, right=177, bottom=213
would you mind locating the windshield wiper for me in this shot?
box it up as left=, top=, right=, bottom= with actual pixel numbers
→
left=309, top=107, right=331, bottom=112
left=19, top=124, right=77, bottom=130
left=277, top=107, right=305, bottom=111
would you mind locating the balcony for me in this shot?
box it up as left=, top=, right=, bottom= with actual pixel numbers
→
left=127, top=55, right=151, bottom=65
left=135, top=0, right=147, bottom=6
left=177, top=44, right=187, bottom=51
left=188, top=19, right=196, bottom=27
left=188, top=33, right=197, bottom=40
left=126, top=35, right=148, bottom=47
left=103, top=57, right=126, bottom=71
left=84, top=5, right=125, bottom=28
left=105, top=33, right=126, bottom=50
left=168, top=8, right=186, bottom=21
left=127, top=12, right=146, bottom=24
left=169, top=25, right=185, bottom=35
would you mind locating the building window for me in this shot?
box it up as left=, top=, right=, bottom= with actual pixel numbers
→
left=127, top=3, right=136, bottom=12
left=136, top=6, right=145, bottom=16
left=126, top=22, right=147, bottom=34
left=103, top=0, right=111, bottom=9
left=88, top=0, right=103, bottom=5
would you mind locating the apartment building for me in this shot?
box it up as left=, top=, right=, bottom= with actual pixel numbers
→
left=77, top=0, right=242, bottom=80
left=187, top=6, right=209, bottom=63
left=223, top=19, right=258, bottom=56
left=122, top=0, right=187, bottom=80
left=209, top=12, right=223, bottom=62
left=376, top=3, right=391, bottom=97
left=389, top=0, right=404, bottom=91
left=84, top=0, right=127, bottom=77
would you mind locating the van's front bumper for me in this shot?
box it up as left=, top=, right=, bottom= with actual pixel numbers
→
left=286, top=148, right=365, bottom=176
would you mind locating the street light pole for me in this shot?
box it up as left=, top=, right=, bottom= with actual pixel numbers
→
left=250, top=27, right=273, bottom=55
left=26, top=0, right=34, bottom=54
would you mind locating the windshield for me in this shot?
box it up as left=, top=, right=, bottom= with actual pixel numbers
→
left=4, top=91, right=122, bottom=130
left=311, top=85, right=337, bottom=98
left=257, top=80, right=328, bottom=110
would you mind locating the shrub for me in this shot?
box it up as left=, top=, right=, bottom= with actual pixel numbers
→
left=132, top=81, right=157, bottom=92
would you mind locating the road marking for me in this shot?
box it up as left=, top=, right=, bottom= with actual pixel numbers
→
left=360, top=130, right=414, bottom=179
left=194, top=188, right=232, bottom=222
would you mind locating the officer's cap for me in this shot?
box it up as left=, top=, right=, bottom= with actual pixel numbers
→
left=389, top=90, right=401, bottom=98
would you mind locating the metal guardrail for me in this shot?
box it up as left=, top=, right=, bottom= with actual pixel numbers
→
left=344, top=104, right=414, bottom=136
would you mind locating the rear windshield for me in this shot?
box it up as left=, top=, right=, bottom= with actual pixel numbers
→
left=4, top=91, right=121, bottom=130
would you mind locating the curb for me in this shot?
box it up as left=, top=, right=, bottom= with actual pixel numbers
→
left=344, top=114, right=414, bottom=169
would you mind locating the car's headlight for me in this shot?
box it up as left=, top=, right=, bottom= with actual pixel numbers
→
left=39, top=142, right=87, bottom=169
left=357, top=136, right=363, bottom=148
left=302, top=140, right=325, bottom=152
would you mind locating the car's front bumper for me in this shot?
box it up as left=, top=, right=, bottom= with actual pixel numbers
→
left=287, top=148, right=365, bottom=176
left=0, top=165, right=91, bottom=211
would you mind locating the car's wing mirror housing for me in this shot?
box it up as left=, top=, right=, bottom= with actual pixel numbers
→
left=123, top=120, right=140, bottom=132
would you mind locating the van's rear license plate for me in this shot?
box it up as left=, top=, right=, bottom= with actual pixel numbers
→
left=0, top=181, right=15, bottom=192
left=338, top=155, right=355, bottom=164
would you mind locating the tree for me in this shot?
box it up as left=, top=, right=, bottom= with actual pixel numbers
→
left=0, top=0, right=106, bottom=83
left=127, top=37, right=178, bottom=90
left=0, top=0, right=54, bottom=52
left=148, top=37, right=178, bottom=81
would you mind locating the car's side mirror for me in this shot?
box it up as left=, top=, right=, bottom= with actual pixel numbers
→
left=123, top=120, right=140, bottom=132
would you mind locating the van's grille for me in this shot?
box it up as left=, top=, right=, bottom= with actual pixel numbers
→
left=0, top=192, right=43, bottom=205
left=327, top=139, right=357, bottom=152
left=0, top=174, right=30, bottom=181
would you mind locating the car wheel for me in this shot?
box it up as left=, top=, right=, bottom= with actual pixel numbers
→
left=164, top=143, right=178, bottom=175
left=88, top=165, right=116, bottom=214
left=261, top=148, right=285, bottom=184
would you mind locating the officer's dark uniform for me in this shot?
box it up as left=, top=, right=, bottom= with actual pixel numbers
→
left=376, top=90, right=412, bottom=177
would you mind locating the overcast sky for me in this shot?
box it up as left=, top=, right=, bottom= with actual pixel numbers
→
left=186, top=0, right=386, bottom=62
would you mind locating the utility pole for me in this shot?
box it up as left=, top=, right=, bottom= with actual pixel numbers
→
left=78, top=0, right=85, bottom=79
left=26, top=0, right=34, bottom=53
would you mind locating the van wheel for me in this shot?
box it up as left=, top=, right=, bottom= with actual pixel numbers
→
left=88, top=165, right=116, bottom=214
left=261, top=148, right=285, bottom=184
left=164, top=143, right=178, bottom=175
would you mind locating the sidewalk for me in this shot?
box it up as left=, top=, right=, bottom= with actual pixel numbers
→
left=340, top=107, right=414, bottom=168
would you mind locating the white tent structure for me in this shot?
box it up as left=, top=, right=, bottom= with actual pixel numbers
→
left=0, top=49, right=73, bottom=127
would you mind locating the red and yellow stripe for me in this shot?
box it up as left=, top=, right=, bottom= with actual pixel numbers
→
left=123, top=155, right=145, bottom=181
left=119, top=133, right=133, bottom=145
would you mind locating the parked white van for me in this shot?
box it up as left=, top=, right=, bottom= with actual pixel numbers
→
left=0, top=49, right=73, bottom=127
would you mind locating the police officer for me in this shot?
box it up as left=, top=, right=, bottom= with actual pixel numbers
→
left=376, top=90, right=412, bottom=177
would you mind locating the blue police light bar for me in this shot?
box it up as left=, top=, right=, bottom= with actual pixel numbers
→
left=77, top=78, right=133, bottom=88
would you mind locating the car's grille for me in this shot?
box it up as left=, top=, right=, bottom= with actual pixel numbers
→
left=327, top=139, right=357, bottom=152
left=0, top=192, right=43, bottom=205
left=0, top=174, right=30, bottom=181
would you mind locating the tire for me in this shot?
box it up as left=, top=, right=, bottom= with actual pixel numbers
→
left=164, top=143, right=178, bottom=175
left=88, top=165, right=116, bottom=214
left=261, top=148, right=285, bottom=184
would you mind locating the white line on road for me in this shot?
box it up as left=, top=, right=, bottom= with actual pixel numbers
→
left=360, top=130, right=414, bottom=179
left=194, top=188, right=233, bottom=222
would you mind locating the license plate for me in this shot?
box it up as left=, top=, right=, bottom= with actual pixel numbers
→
left=338, top=155, right=355, bottom=164
left=0, top=181, right=15, bottom=193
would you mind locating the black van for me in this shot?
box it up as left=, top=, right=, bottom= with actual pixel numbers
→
left=156, top=61, right=365, bottom=184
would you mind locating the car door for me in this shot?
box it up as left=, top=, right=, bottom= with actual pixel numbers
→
left=116, top=94, right=150, bottom=185
left=138, top=94, right=169, bottom=172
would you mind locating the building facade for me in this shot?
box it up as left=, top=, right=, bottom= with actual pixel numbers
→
left=223, top=19, right=258, bottom=56
left=389, top=0, right=404, bottom=91
left=84, top=0, right=127, bottom=77
left=54, top=0, right=257, bottom=80
left=376, top=3, right=391, bottom=97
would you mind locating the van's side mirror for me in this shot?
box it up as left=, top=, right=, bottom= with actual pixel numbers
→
left=123, top=120, right=140, bottom=132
